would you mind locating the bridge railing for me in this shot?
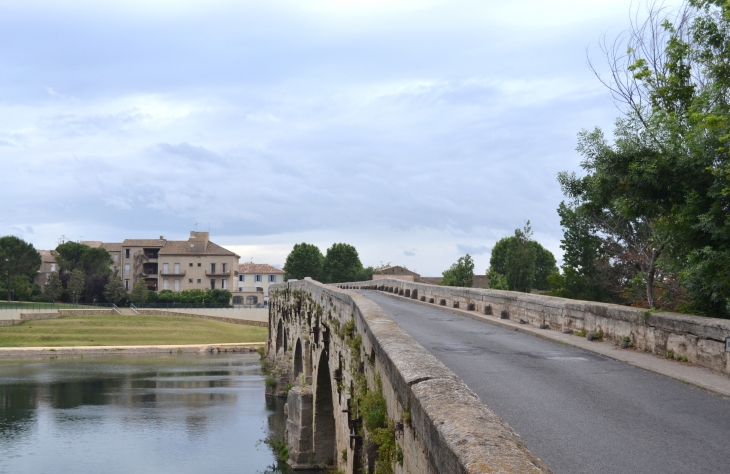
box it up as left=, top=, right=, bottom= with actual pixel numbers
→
left=336, top=278, right=730, bottom=377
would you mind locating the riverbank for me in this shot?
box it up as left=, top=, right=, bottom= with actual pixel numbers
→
left=0, top=341, right=264, bottom=358
left=0, top=315, right=268, bottom=348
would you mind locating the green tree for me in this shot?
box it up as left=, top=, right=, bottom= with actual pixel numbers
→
left=489, top=227, right=557, bottom=292
left=129, top=280, right=149, bottom=305
left=103, top=274, right=127, bottom=305
left=53, top=242, right=112, bottom=303
left=67, top=269, right=86, bottom=305
left=0, top=236, right=42, bottom=302
left=11, top=275, right=32, bottom=301
left=322, top=243, right=364, bottom=284
left=441, top=254, right=475, bottom=287
left=44, top=271, right=63, bottom=303
left=283, top=243, right=324, bottom=282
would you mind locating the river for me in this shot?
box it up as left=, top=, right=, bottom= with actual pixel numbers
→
left=0, top=353, right=292, bottom=474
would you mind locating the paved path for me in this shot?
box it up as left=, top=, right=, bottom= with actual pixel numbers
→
left=356, top=290, right=730, bottom=474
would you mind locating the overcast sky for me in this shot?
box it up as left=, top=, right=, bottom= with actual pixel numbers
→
left=0, top=0, right=675, bottom=276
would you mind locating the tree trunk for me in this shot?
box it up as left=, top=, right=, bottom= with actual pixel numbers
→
left=645, top=248, right=661, bottom=309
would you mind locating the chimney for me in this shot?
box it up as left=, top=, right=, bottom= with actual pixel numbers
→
left=160, top=235, right=164, bottom=240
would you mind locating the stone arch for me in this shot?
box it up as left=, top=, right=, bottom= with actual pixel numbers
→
left=293, top=339, right=303, bottom=381
left=276, top=319, right=284, bottom=353
left=313, top=349, right=336, bottom=465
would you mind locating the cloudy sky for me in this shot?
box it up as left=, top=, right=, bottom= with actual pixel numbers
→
left=0, top=0, right=674, bottom=275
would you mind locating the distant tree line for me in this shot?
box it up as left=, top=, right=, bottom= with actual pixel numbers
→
left=283, top=242, right=373, bottom=283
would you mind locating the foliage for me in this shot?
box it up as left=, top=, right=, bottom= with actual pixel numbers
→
left=67, top=269, right=86, bottom=304
left=53, top=241, right=112, bottom=303
left=11, top=275, right=32, bottom=301
left=0, top=236, right=42, bottom=302
left=153, top=288, right=232, bottom=306
left=322, top=243, right=365, bottom=284
left=129, top=280, right=149, bottom=304
left=103, top=275, right=127, bottom=305
left=283, top=243, right=324, bottom=282
left=566, top=0, right=730, bottom=316
left=40, top=272, right=60, bottom=303
left=488, top=222, right=557, bottom=292
left=441, top=254, right=475, bottom=287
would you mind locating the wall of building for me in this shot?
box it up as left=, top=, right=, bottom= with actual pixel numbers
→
left=339, top=278, right=730, bottom=377
left=267, top=279, right=549, bottom=474
left=158, top=254, right=238, bottom=292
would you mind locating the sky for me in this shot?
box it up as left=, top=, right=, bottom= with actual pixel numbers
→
left=0, top=0, right=676, bottom=275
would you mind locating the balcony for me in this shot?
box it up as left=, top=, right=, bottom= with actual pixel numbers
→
left=206, top=270, right=232, bottom=276
left=161, top=270, right=186, bottom=276
left=140, top=271, right=158, bottom=277
left=236, top=287, right=264, bottom=293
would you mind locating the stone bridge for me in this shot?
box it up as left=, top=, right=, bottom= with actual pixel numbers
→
left=267, top=277, right=730, bottom=473
left=265, top=278, right=549, bottom=474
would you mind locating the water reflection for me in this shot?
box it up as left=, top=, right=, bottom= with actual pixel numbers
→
left=0, top=353, right=291, bottom=474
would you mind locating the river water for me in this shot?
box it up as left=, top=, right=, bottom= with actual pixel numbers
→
left=0, top=353, right=290, bottom=474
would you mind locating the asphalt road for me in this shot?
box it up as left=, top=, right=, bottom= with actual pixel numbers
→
left=356, top=290, right=730, bottom=474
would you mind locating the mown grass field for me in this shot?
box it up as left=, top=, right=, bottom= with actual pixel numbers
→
left=0, top=315, right=268, bottom=347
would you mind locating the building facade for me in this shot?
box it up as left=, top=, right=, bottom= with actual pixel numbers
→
left=236, top=263, right=285, bottom=305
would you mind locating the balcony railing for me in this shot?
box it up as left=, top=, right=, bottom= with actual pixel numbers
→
left=236, top=287, right=264, bottom=293
left=205, top=270, right=232, bottom=276
left=160, top=270, right=186, bottom=276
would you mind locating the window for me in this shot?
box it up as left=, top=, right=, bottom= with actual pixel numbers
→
left=197, top=279, right=201, bottom=283
left=113, top=254, right=118, bottom=262
left=268, top=275, right=277, bottom=283
left=125, top=249, right=130, bottom=258
left=222, top=263, right=227, bottom=273
left=210, top=263, right=216, bottom=273
left=189, top=263, right=193, bottom=267
left=113, top=266, right=118, bottom=273
left=189, top=278, right=193, bottom=283
left=174, top=279, right=180, bottom=291
left=50, top=263, right=56, bottom=272
left=163, top=263, right=169, bottom=274
left=255, top=274, right=263, bottom=282
left=238, top=287, right=243, bottom=292
left=210, top=279, right=216, bottom=289
left=197, top=263, right=201, bottom=267
left=124, top=263, right=130, bottom=275
left=163, top=279, right=169, bottom=290
left=246, top=296, right=258, bottom=305
left=239, top=275, right=244, bottom=282
left=174, top=263, right=180, bottom=274
left=221, top=279, right=227, bottom=289
left=125, top=279, right=130, bottom=290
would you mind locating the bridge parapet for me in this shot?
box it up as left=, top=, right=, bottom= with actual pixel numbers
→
left=267, top=278, right=549, bottom=473
left=339, top=279, right=730, bottom=377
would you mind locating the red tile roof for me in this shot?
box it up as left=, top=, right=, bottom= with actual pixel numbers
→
left=238, top=263, right=284, bottom=274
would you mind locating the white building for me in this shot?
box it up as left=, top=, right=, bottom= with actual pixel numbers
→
left=237, top=263, right=285, bottom=304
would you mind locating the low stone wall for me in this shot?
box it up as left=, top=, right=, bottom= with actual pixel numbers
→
left=339, top=279, right=730, bottom=376
left=268, top=279, right=549, bottom=473
left=138, top=309, right=267, bottom=327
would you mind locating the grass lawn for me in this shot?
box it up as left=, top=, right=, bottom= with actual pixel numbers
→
left=0, top=315, right=268, bottom=347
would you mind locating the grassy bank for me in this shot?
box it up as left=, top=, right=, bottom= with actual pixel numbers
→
left=0, top=315, right=268, bottom=347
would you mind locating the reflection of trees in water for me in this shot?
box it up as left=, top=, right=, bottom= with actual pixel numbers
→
left=0, top=384, right=38, bottom=441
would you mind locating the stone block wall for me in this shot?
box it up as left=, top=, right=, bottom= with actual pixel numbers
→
left=268, top=278, right=549, bottom=474
left=339, top=278, right=730, bottom=376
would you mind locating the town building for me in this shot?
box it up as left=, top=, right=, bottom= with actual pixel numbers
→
left=373, top=265, right=420, bottom=282
left=237, top=263, right=285, bottom=305
left=34, top=250, right=57, bottom=288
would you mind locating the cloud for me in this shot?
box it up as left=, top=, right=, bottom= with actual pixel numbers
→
left=0, top=0, right=644, bottom=275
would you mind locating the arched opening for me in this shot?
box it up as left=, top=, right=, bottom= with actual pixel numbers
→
left=293, top=339, right=303, bottom=381
left=276, top=319, right=283, bottom=353
left=313, top=349, right=336, bottom=465
left=246, top=295, right=258, bottom=305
